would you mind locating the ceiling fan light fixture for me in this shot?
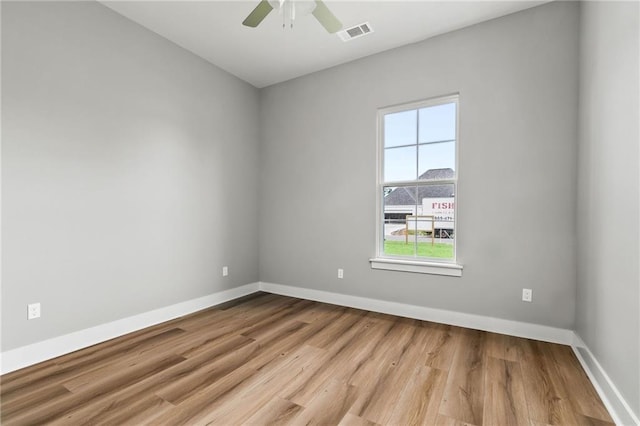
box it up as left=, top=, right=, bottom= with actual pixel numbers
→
left=242, top=0, right=342, bottom=33
left=268, top=0, right=316, bottom=18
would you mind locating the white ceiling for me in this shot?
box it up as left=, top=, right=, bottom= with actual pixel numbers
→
left=102, top=0, right=548, bottom=88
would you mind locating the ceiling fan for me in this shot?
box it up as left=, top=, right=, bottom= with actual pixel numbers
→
left=242, top=0, right=343, bottom=34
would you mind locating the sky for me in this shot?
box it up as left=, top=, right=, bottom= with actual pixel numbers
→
left=384, top=102, right=456, bottom=182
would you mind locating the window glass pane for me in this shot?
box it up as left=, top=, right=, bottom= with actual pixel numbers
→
left=384, top=110, right=417, bottom=148
left=418, top=141, right=455, bottom=179
left=383, top=186, right=417, bottom=257
left=379, top=96, right=458, bottom=263
left=419, top=102, right=456, bottom=143
left=416, top=184, right=455, bottom=260
left=384, top=146, right=416, bottom=182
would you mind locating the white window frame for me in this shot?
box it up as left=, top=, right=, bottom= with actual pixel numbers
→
left=370, top=94, right=463, bottom=277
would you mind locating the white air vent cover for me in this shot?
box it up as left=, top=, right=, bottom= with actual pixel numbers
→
left=337, top=22, right=373, bottom=42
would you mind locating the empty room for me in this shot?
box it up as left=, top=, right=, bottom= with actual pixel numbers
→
left=1, top=0, right=638, bottom=424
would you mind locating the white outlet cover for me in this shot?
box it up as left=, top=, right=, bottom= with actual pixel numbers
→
left=28, top=303, right=41, bottom=319
left=338, top=268, right=344, bottom=279
left=522, top=289, right=532, bottom=302
left=222, top=266, right=229, bottom=277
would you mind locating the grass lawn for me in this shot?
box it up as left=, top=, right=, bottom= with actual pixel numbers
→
left=384, top=240, right=454, bottom=259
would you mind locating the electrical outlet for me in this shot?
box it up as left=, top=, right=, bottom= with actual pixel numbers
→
left=222, top=266, right=229, bottom=277
left=28, top=303, right=41, bottom=320
left=338, top=268, right=344, bottom=279
left=522, top=288, right=532, bottom=302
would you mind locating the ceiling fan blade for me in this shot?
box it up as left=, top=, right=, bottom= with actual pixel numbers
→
left=312, top=0, right=342, bottom=33
left=242, top=0, right=274, bottom=28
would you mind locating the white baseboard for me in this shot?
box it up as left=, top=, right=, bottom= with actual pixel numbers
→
left=258, top=282, right=573, bottom=344
left=0, top=282, right=260, bottom=375
left=572, top=333, right=640, bottom=426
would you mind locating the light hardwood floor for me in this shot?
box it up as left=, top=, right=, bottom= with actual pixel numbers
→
left=1, top=293, right=614, bottom=425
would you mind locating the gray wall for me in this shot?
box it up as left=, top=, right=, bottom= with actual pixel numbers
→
left=1, top=1, right=260, bottom=351
left=259, top=1, right=579, bottom=329
left=576, top=1, right=640, bottom=417
left=2, top=3, right=638, bottom=416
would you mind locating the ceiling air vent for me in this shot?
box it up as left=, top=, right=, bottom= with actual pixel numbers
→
left=337, top=22, right=373, bottom=42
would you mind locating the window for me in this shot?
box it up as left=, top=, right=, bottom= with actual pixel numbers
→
left=371, top=95, right=462, bottom=276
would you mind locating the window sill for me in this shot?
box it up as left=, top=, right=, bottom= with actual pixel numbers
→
left=369, top=258, right=463, bottom=277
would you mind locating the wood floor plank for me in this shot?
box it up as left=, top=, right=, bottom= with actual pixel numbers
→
left=242, top=319, right=309, bottom=347
left=154, top=338, right=262, bottom=404
left=353, top=321, right=434, bottom=424
left=238, top=299, right=314, bottom=341
left=0, top=327, right=186, bottom=403
left=48, top=393, right=173, bottom=425
left=0, top=293, right=614, bottom=426
left=52, top=332, right=253, bottom=424
left=4, top=353, right=186, bottom=425
left=482, top=356, right=530, bottom=426
left=281, top=313, right=376, bottom=406
left=0, top=360, right=61, bottom=392
left=529, top=421, right=554, bottom=426
left=31, top=336, right=254, bottom=425
left=177, top=344, right=324, bottom=425
left=242, top=396, right=304, bottom=425
left=155, top=360, right=260, bottom=425
left=281, top=312, right=393, bottom=403
left=290, top=301, right=346, bottom=324
left=438, top=329, right=486, bottom=425
left=518, top=339, right=581, bottom=425
left=546, top=343, right=614, bottom=423
left=287, top=378, right=359, bottom=426
left=0, top=384, right=72, bottom=419
left=485, top=332, right=522, bottom=362
left=178, top=295, right=297, bottom=337
left=213, top=291, right=268, bottom=310
left=347, top=317, right=420, bottom=387
left=241, top=316, right=332, bottom=372
left=338, top=413, right=381, bottom=426
left=435, top=414, right=477, bottom=426
left=387, top=364, right=448, bottom=425
left=423, top=323, right=462, bottom=371
left=343, top=319, right=425, bottom=423
left=575, top=413, right=617, bottom=426
left=304, top=308, right=368, bottom=349
left=150, top=299, right=307, bottom=361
